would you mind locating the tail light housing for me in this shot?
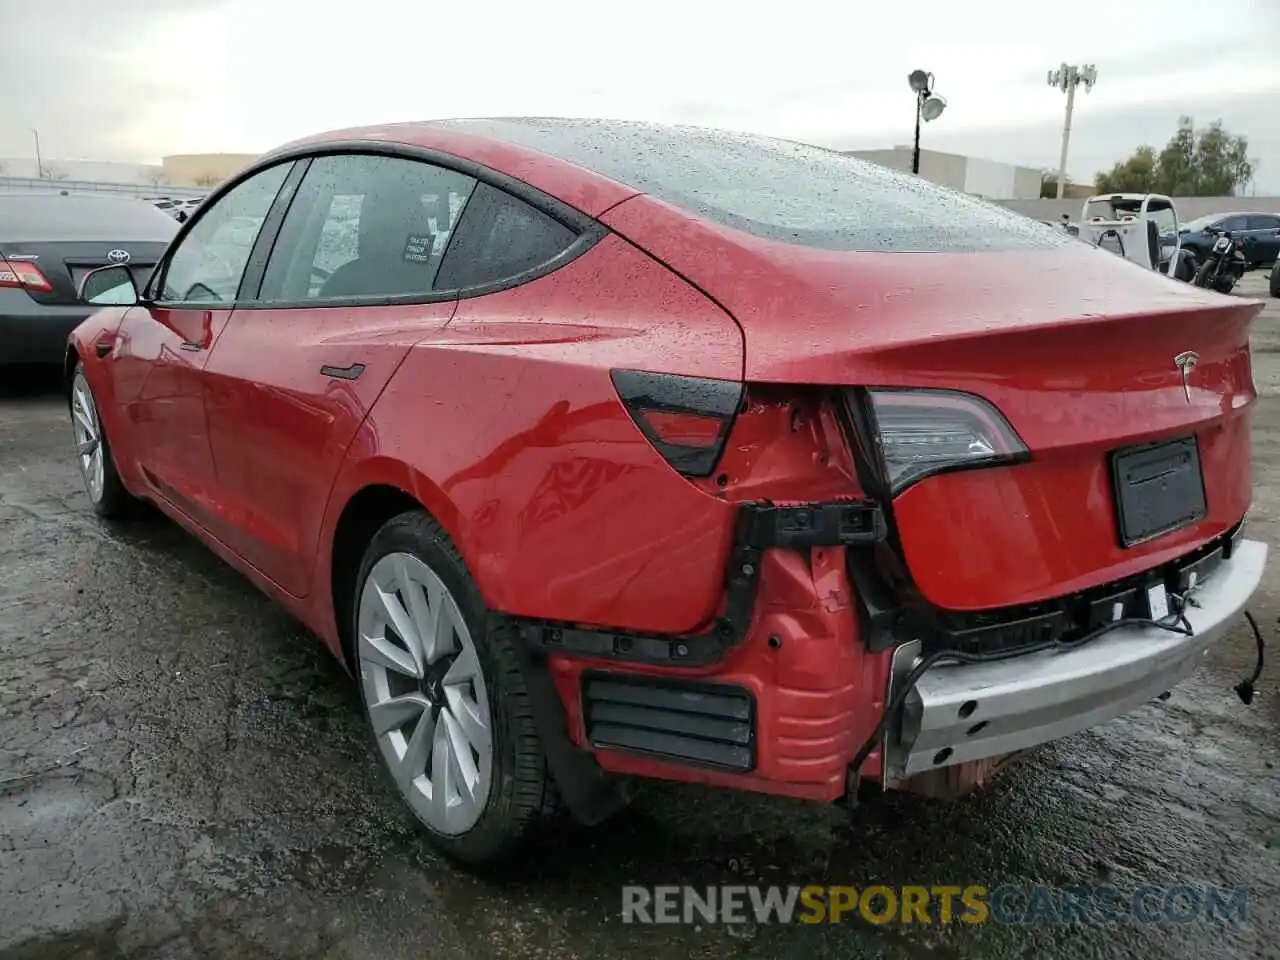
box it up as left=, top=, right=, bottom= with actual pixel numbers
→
left=611, top=369, right=743, bottom=476
left=868, top=388, right=1027, bottom=494
left=0, top=258, right=53, bottom=293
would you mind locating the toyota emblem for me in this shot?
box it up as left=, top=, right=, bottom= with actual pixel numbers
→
left=106, top=249, right=131, bottom=264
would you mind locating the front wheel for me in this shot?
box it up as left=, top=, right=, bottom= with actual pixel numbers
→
left=70, top=362, right=134, bottom=519
left=1193, top=258, right=1219, bottom=289
left=352, top=510, right=553, bottom=865
left=1269, top=261, right=1280, bottom=298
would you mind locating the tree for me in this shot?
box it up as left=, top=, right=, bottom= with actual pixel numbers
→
left=1095, top=117, right=1254, bottom=196
left=40, top=164, right=69, bottom=181
left=192, top=172, right=220, bottom=188
left=1094, top=145, right=1159, bottom=194
left=146, top=168, right=169, bottom=187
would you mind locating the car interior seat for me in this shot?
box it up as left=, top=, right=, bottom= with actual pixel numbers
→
left=319, top=189, right=442, bottom=299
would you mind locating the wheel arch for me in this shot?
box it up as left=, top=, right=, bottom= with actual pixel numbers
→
left=323, top=460, right=466, bottom=671
left=63, top=343, right=81, bottom=403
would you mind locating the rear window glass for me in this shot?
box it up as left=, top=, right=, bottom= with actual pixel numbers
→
left=0, top=195, right=179, bottom=243
left=432, top=119, right=1067, bottom=253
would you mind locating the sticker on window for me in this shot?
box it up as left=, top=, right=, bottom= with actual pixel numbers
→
left=402, top=234, right=436, bottom=263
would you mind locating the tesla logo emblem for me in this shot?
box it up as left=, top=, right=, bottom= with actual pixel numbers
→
left=106, top=249, right=131, bottom=264
left=1174, top=351, right=1199, bottom=403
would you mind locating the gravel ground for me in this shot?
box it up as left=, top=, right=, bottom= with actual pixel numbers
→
left=1, top=273, right=1278, bottom=960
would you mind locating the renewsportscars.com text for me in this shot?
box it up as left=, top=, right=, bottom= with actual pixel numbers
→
left=621, top=884, right=1250, bottom=926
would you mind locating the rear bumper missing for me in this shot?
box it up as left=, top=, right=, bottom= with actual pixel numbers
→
left=884, top=538, right=1268, bottom=782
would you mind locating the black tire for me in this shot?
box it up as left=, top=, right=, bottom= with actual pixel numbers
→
left=1270, top=261, right=1280, bottom=299
left=70, top=362, right=135, bottom=520
left=1193, top=258, right=1218, bottom=289
left=352, top=509, right=553, bottom=866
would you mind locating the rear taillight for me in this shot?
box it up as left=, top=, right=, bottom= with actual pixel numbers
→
left=611, top=369, right=743, bottom=476
left=0, top=258, right=53, bottom=293
left=868, top=388, right=1027, bottom=494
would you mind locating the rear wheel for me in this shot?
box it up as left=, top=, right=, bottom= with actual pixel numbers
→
left=1270, top=261, right=1280, bottom=298
left=352, top=510, right=551, bottom=865
left=70, top=363, right=133, bottom=519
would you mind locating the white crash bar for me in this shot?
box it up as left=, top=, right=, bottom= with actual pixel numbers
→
left=889, top=539, right=1267, bottom=780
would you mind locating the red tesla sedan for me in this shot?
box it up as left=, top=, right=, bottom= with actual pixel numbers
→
left=67, top=119, right=1267, bottom=865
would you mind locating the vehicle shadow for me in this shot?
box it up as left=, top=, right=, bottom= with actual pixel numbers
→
left=0, top=363, right=64, bottom=400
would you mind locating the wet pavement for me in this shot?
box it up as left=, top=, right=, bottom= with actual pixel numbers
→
left=2, top=274, right=1279, bottom=960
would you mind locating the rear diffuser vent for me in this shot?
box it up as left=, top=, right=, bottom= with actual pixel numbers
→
left=582, top=673, right=756, bottom=772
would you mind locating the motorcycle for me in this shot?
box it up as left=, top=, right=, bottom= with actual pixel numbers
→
left=1192, top=229, right=1248, bottom=294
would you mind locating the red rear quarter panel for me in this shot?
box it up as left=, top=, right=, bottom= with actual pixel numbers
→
left=603, top=193, right=1263, bottom=610
left=320, top=234, right=745, bottom=636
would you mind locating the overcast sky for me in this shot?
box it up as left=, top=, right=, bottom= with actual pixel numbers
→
left=2, top=0, right=1277, bottom=190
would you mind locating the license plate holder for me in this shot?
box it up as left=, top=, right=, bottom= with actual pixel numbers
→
left=1111, top=437, right=1206, bottom=548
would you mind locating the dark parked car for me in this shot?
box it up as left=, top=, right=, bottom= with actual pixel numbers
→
left=1179, top=211, right=1280, bottom=269
left=0, top=194, right=177, bottom=364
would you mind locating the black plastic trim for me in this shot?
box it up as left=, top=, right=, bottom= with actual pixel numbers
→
left=502, top=618, right=631, bottom=826
left=582, top=672, right=757, bottom=772
left=873, top=519, right=1245, bottom=660
left=1110, top=436, right=1207, bottom=548
left=511, top=498, right=886, bottom=666
left=610, top=369, right=744, bottom=477
left=237, top=158, right=312, bottom=303
left=739, top=501, right=887, bottom=548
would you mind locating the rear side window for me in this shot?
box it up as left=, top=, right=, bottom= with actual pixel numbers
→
left=1247, top=214, right=1280, bottom=230
left=433, top=118, right=1067, bottom=253
left=258, top=154, right=477, bottom=302
left=435, top=183, right=578, bottom=290
left=0, top=195, right=178, bottom=243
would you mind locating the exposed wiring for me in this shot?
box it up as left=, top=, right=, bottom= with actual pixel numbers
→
left=1236, top=611, right=1266, bottom=705
left=852, top=603, right=1197, bottom=779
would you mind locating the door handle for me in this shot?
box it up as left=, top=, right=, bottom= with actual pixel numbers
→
left=180, top=341, right=203, bottom=351
left=95, top=342, right=111, bottom=358
left=320, top=363, right=365, bottom=380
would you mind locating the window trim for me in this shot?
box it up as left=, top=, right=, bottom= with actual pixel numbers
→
left=220, top=140, right=609, bottom=311
left=146, top=159, right=303, bottom=308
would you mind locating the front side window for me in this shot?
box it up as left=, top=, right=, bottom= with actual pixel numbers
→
left=258, top=154, right=477, bottom=302
left=160, top=163, right=289, bottom=303
left=1220, top=215, right=1248, bottom=232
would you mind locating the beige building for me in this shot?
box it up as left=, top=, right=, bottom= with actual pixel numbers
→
left=843, top=147, right=1044, bottom=200
left=160, top=153, right=261, bottom=189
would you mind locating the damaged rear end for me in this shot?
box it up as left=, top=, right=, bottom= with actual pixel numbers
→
left=595, top=144, right=1267, bottom=798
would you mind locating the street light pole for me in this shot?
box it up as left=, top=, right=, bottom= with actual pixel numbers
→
left=907, top=70, right=946, bottom=176
left=1047, top=63, right=1097, bottom=199
left=30, top=128, right=43, bottom=179
left=912, top=92, right=923, bottom=176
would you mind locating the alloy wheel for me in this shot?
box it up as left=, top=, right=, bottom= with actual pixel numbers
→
left=357, top=552, right=493, bottom=835
left=71, top=374, right=105, bottom=503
